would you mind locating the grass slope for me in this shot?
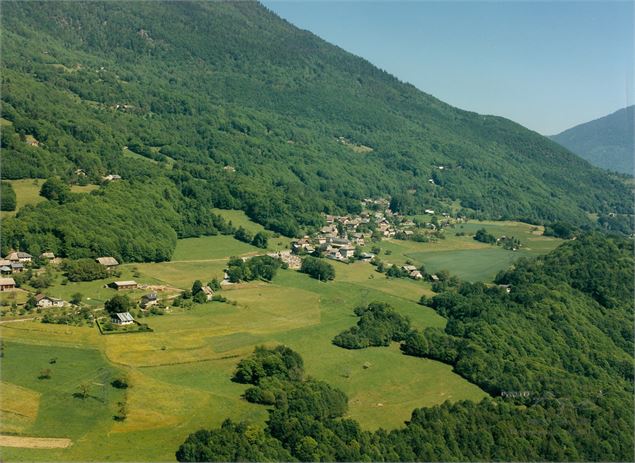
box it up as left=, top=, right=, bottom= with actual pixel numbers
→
left=1, top=216, right=559, bottom=461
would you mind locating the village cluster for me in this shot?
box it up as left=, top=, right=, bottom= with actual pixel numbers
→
left=284, top=198, right=459, bottom=278
left=0, top=252, right=196, bottom=328
left=1, top=197, right=465, bottom=329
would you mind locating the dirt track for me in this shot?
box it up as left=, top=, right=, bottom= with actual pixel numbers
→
left=0, top=435, right=72, bottom=449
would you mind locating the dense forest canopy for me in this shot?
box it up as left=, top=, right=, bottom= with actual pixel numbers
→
left=1, top=1, right=633, bottom=261
left=177, top=233, right=634, bottom=461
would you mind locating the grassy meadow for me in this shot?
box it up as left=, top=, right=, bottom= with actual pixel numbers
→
left=381, top=220, right=561, bottom=281
left=0, top=217, right=562, bottom=461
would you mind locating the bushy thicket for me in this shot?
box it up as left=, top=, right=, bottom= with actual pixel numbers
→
left=0, top=182, right=16, bottom=211
left=225, top=255, right=281, bottom=283
left=61, top=258, right=108, bottom=282
left=332, top=302, right=411, bottom=349
left=300, top=256, right=335, bottom=281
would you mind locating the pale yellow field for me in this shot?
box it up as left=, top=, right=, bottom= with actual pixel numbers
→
left=0, top=381, right=41, bottom=433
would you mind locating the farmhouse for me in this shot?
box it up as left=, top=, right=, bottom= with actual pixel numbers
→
left=429, top=274, right=440, bottom=282
left=402, top=265, right=418, bottom=273
left=6, top=251, right=32, bottom=263
left=112, top=280, right=138, bottom=291
left=410, top=270, right=424, bottom=280
left=339, top=246, right=356, bottom=259
left=0, top=266, right=11, bottom=275
left=96, top=257, right=119, bottom=268
left=35, top=294, right=65, bottom=308
left=0, top=278, right=16, bottom=291
left=111, top=312, right=135, bottom=325
left=102, top=174, right=122, bottom=181
left=40, top=252, right=55, bottom=260
left=201, top=286, right=215, bottom=301
left=10, top=262, right=24, bottom=273
left=140, top=292, right=158, bottom=309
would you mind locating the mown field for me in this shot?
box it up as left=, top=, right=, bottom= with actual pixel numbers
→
left=0, top=218, right=561, bottom=461
left=381, top=220, right=561, bottom=281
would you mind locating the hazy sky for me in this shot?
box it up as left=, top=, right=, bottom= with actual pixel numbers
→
left=263, top=1, right=634, bottom=135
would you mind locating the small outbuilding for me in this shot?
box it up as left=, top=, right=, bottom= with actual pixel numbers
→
left=0, top=278, right=16, bottom=291
left=96, top=257, right=119, bottom=268
left=112, top=281, right=138, bottom=291
left=140, top=292, right=158, bottom=309
left=111, top=312, right=135, bottom=325
left=201, top=286, right=214, bottom=301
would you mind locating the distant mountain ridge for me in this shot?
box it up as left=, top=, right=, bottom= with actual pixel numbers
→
left=551, top=106, right=634, bottom=175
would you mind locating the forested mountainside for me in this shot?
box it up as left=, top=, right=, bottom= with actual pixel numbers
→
left=551, top=106, right=634, bottom=175
left=177, top=233, right=634, bottom=462
left=1, top=1, right=632, bottom=261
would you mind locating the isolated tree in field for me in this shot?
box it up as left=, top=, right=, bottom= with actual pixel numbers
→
left=70, top=292, right=83, bottom=305
left=474, top=228, right=497, bottom=244
left=251, top=231, right=268, bottom=249
left=40, top=177, right=70, bottom=203
left=191, top=280, right=203, bottom=296
left=208, top=278, right=221, bottom=291
left=77, top=382, right=91, bottom=399
left=193, top=290, right=208, bottom=304
left=25, top=295, right=37, bottom=310
left=104, top=295, right=131, bottom=314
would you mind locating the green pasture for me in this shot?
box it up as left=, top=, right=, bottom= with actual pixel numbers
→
left=211, top=208, right=293, bottom=251
left=376, top=220, right=561, bottom=282
left=1, top=218, right=558, bottom=460
left=171, top=235, right=261, bottom=261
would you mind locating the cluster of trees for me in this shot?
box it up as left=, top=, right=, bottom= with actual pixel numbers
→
left=61, top=259, right=108, bottom=282
left=190, top=280, right=209, bottom=304
left=332, top=302, right=411, bottom=349
left=234, top=227, right=269, bottom=249
left=299, top=256, right=335, bottom=281
left=39, top=177, right=70, bottom=203
left=497, top=235, right=521, bottom=250
left=225, top=255, right=282, bottom=283
left=104, top=295, right=132, bottom=314
left=473, top=228, right=497, bottom=244
left=232, top=345, right=304, bottom=385
left=0, top=182, right=16, bottom=211
left=543, top=221, right=577, bottom=239
left=233, top=347, right=348, bottom=418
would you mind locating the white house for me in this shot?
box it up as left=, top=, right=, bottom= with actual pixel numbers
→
left=35, top=294, right=65, bottom=308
